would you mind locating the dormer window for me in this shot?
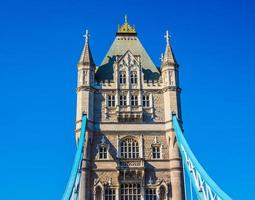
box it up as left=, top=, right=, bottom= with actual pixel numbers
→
left=119, top=72, right=126, bottom=84
left=152, top=136, right=161, bottom=159
left=142, top=95, right=150, bottom=107
left=99, top=146, right=108, bottom=159
left=131, top=71, right=137, bottom=84
left=107, top=95, right=115, bottom=107
left=98, top=136, right=108, bottom=160
left=131, top=95, right=138, bottom=106
left=120, top=95, right=127, bottom=106
left=152, top=146, right=161, bottom=159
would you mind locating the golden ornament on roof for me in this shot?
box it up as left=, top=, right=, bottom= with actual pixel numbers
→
left=117, top=15, right=136, bottom=34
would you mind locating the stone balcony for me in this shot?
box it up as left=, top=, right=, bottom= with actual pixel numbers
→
left=117, top=105, right=143, bottom=122
left=117, top=159, right=145, bottom=182
left=106, top=106, right=147, bottom=122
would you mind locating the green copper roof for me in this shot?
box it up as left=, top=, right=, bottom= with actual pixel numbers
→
left=95, top=35, right=160, bottom=81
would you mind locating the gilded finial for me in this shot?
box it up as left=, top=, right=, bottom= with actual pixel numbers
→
left=117, top=15, right=136, bottom=34
left=164, top=30, right=170, bottom=45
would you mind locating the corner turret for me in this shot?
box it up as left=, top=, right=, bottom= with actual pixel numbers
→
left=161, top=31, right=179, bottom=87
left=77, top=30, right=95, bottom=87
left=76, top=30, right=95, bottom=141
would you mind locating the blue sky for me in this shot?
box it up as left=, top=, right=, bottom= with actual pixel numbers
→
left=0, top=0, right=254, bottom=199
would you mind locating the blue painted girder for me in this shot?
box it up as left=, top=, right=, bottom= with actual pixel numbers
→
left=172, top=115, right=232, bottom=200
left=62, top=115, right=87, bottom=200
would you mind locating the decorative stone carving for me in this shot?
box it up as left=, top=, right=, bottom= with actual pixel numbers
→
left=119, top=159, right=143, bottom=168
left=155, top=171, right=171, bottom=184
left=153, top=94, right=164, bottom=122
left=95, top=171, right=117, bottom=186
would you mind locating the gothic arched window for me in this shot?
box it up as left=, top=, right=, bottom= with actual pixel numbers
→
left=130, top=71, right=137, bottom=84
left=119, top=72, right=126, bottom=84
left=120, top=138, right=139, bottom=159
left=95, top=186, right=102, bottom=200
left=159, top=185, right=166, bottom=200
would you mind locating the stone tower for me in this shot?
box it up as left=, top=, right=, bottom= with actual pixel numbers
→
left=75, top=17, right=185, bottom=200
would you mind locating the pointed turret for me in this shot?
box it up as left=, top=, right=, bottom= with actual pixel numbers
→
left=78, top=30, right=95, bottom=67
left=76, top=29, right=95, bottom=140
left=76, top=30, right=95, bottom=87
left=161, top=31, right=179, bottom=87
left=161, top=30, right=178, bottom=68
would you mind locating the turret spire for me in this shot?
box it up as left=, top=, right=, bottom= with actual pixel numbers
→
left=78, top=29, right=95, bottom=66
left=162, top=30, right=177, bottom=67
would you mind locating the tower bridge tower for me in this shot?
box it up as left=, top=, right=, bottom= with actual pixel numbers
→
left=75, top=17, right=185, bottom=200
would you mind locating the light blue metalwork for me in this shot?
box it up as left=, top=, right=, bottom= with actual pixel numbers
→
left=62, top=113, right=232, bottom=200
left=172, top=115, right=232, bottom=200
left=62, top=114, right=87, bottom=200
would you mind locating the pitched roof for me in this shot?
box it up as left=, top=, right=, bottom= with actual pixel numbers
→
left=95, top=35, right=160, bottom=80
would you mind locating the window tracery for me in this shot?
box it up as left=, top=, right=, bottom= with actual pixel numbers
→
left=120, top=138, right=139, bottom=159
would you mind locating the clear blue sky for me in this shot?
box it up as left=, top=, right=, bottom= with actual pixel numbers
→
left=0, top=0, right=254, bottom=199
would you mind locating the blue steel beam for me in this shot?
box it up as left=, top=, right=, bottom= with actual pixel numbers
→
left=172, top=115, right=232, bottom=200
left=62, top=114, right=87, bottom=200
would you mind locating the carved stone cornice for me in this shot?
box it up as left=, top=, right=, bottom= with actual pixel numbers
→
left=161, top=86, right=181, bottom=93
left=77, top=85, right=95, bottom=92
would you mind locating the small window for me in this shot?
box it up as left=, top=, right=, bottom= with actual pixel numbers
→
left=145, top=188, right=157, bottom=200
left=119, top=72, right=126, bottom=84
left=107, top=95, right=115, bottom=107
left=99, top=146, right=107, bottom=159
left=131, top=95, right=138, bottom=106
left=82, top=70, right=87, bottom=85
left=143, top=95, right=150, bottom=107
left=120, top=95, right=127, bottom=106
left=131, top=72, right=137, bottom=84
left=104, top=188, right=116, bottom=200
left=152, top=146, right=160, bottom=159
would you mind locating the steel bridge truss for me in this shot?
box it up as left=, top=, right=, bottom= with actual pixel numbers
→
left=172, top=115, right=231, bottom=200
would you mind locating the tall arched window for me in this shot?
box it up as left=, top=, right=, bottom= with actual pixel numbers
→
left=120, top=138, right=139, bottom=159
left=159, top=185, right=166, bottom=200
left=130, top=71, right=137, bottom=84
left=119, top=72, right=126, bottom=84
left=95, top=186, right=102, bottom=200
